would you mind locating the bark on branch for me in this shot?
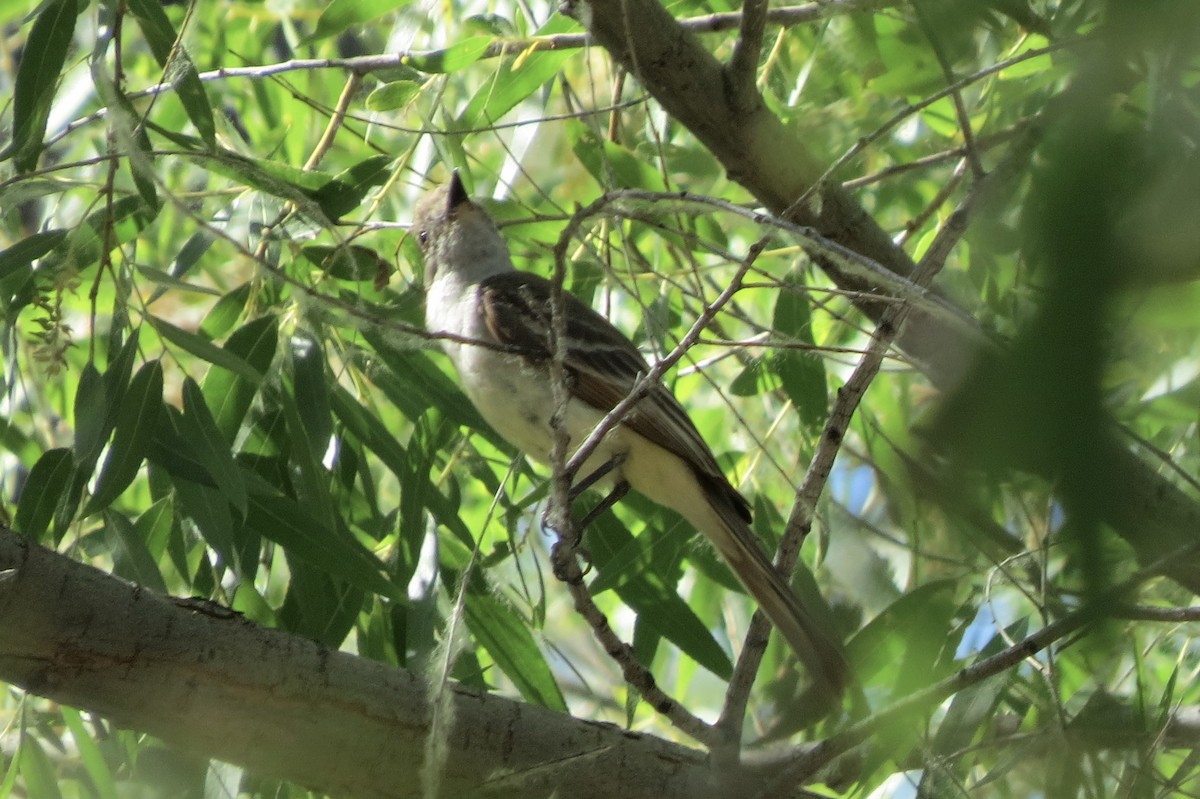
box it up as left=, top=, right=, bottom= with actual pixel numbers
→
left=0, top=526, right=801, bottom=798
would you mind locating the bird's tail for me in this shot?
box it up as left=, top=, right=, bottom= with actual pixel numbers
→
left=698, top=500, right=851, bottom=698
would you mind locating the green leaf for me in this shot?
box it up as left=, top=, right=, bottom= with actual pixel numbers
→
left=309, top=155, right=392, bottom=221
left=771, top=270, right=827, bottom=430
left=100, top=330, right=141, bottom=451
left=280, top=334, right=335, bottom=525
left=245, top=493, right=404, bottom=603
left=181, top=376, right=248, bottom=516
left=10, top=0, right=77, bottom=172
left=849, top=579, right=958, bottom=695
left=73, top=363, right=109, bottom=466
left=59, top=706, right=118, bottom=799
left=202, top=315, right=278, bottom=442
left=199, top=282, right=251, bottom=340
left=86, top=360, right=164, bottom=515
left=126, top=0, right=215, bottom=147
left=404, top=36, right=491, bottom=74
left=308, top=0, right=415, bottom=43
left=329, top=385, right=472, bottom=549
left=588, top=512, right=732, bottom=678
left=187, top=149, right=336, bottom=223
left=291, top=333, right=333, bottom=461
left=730, top=356, right=772, bottom=397
left=13, top=448, right=73, bottom=541
left=0, top=230, right=66, bottom=282
left=125, top=0, right=178, bottom=63
left=465, top=591, right=566, bottom=711
left=361, top=330, right=495, bottom=437
left=104, top=509, right=168, bottom=594
left=299, top=244, right=388, bottom=282
left=458, top=47, right=573, bottom=129
left=54, top=196, right=157, bottom=274
left=17, top=734, right=61, bottom=799
left=174, top=474, right=238, bottom=569
left=365, top=80, right=422, bottom=112
left=150, top=314, right=263, bottom=383
left=570, top=119, right=667, bottom=191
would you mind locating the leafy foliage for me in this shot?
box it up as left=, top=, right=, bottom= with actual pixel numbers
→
left=1, top=0, right=1199, bottom=796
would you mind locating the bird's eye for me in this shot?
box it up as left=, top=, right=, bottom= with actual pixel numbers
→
left=417, top=230, right=430, bottom=247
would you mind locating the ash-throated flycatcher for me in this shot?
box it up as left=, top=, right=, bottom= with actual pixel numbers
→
left=416, top=173, right=849, bottom=695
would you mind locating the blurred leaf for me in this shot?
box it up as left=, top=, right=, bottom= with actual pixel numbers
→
left=13, top=448, right=73, bottom=541
left=849, top=579, right=958, bottom=695
left=181, top=376, right=248, bottom=516
left=570, top=120, right=666, bottom=190
left=9, top=0, right=77, bottom=172
left=465, top=591, right=566, bottom=712
left=0, top=230, right=66, bottom=281
left=730, top=356, right=772, bottom=396
left=16, top=734, right=60, bottom=799
left=126, top=0, right=215, bottom=146
left=245, top=492, right=405, bottom=604
left=104, top=509, right=168, bottom=593
left=771, top=271, right=827, bottom=431
left=458, top=47, right=573, bottom=128
left=86, top=360, right=164, bottom=515
left=202, top=315, right=278, bottom=442
left=309, top=155, right=392, bottom=221
left=308, top=0, right=415, bottom=43
left=58, top=706, right=118, bottom=799
left=404, top=36, right=491, bottom=73
left=366, top=80, right=422, bottom=112
left=150, top=314, right=262, bottom=383
left=300, top=244, right=389, bottom=282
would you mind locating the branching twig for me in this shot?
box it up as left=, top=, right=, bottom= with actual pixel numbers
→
left=753, top=546, right=1198, bottom=794
left=788, top=38, right=1075, bottom=214
left=912, top=0, right=985, bottom=179
left=540, top=193, right=765, bottom=742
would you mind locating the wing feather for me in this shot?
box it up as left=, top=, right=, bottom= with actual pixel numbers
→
left=478, top=271, right=750, bottom=522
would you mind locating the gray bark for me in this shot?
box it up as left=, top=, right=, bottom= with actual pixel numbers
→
left=0, top=526, right=793, bottom=799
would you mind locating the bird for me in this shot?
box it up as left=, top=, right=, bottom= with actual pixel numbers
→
left=415, top=172, right=849, bottom=695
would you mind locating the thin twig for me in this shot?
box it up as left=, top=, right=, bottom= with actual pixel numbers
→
left=542, top=194, right=765, bottom=743
left=753, top=545, right=1199, bottom=794
left=786, top=37, right=1076, bottom=216
left=912, top=0, right=985, bottom=179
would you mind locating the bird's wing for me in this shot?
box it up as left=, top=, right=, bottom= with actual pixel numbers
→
left=478, top=271, right=750, bottom=521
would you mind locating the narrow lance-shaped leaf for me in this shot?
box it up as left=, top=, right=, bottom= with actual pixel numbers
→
left=181, top=377, right=248, bottom=517
left=307, top=0, right=416, bottom=44
left=126, top=0, right=215, bottom=147
left=771, top=269, right=828, bottom=431
left=150, top=314, right=262, bottom=383
left=13, top=449, right=74, bottom=542
left=202, top=315, right=279, bottom=442
left=86, top=360, right=164, bottom=515
left=10, top=0, right=78, bottom=172
left=464, top=591, right=567, bottom=712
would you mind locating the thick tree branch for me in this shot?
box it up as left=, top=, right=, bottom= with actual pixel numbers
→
left=0, top=526, right=812, bottom=799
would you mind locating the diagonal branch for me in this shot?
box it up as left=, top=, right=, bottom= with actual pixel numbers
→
left=559, top=0, right=1200, bottom=598
left=728, top=0, right=769, bottom=111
